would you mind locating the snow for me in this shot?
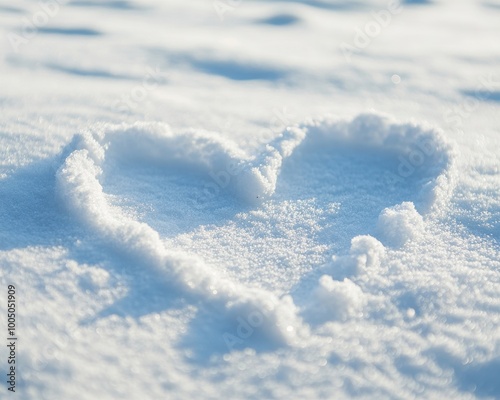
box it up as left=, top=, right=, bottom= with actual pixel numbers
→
left=1, top=0, right=499, bottom=399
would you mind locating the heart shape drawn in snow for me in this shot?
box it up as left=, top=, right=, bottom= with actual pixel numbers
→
left=56, top=113, right=455, bottom=348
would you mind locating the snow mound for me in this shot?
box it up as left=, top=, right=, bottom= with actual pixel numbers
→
left=377, top=202, right=425, bottom=247
left=309, top=276, right=366, bottom=323
left=326, top=235, right=386, bottom=279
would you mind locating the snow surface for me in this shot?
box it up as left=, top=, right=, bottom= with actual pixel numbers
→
left=0, top=0, right=499, bottom=399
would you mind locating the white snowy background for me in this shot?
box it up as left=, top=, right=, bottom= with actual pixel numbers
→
left=0, top=0, right=499, bottom=399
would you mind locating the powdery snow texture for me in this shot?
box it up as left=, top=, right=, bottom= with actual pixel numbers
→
left=56, top=113, right=455, bottom=349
